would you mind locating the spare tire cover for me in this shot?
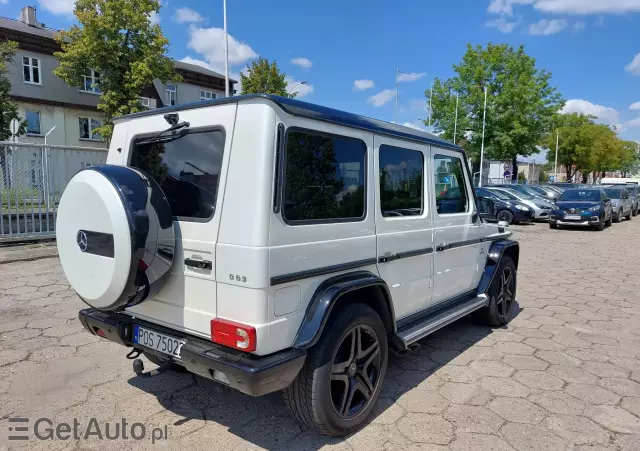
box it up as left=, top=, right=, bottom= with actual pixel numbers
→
left=57, top=165, right=175, bottom=310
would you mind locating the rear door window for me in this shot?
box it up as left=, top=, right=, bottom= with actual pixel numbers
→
left=379, top=145, right=424, bottom=217
left=130, top=129, right=225, bottom=220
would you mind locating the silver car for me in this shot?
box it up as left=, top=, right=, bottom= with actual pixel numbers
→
left=487, top=187, right=554, bottom=220
left=602, top=186, right=633, bottom=222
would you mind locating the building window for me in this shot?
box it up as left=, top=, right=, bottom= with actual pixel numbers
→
left=25, top=111, right=41, bottom=135
left=433, top=154, right=469, bottom=214
left=79, top=117, right=102, bottom=141
left=80, top=69, right=101, bottom=94
left=379, top=145, right=424, bottom=217
left=282, top=130, right=367, bottom=223
left=165, top=84, right=177, bottom=106
left=139, top=97, right=152, bottom=108
left=200, top=90, right=216, bottom=101
left=22, top=56, right=41, bottom=84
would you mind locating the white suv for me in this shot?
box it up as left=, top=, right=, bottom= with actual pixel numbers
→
left=57, top=95, right=519, bottom=436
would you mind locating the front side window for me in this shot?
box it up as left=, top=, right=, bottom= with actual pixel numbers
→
left=200, top=90, right=216, bottom=101
left=379, top=145, right=423, bottom=217
left=25, top=110, right=41, bottom=135
left=22, top=56, right=40, bottom=84
left=434, top=154, right=468, bottom=214
left=130, top=130, right=225, bottom=220
left=80, top=69, right=101, bottom=94
left=165, top=84, right=177, bottom=106
left=283, top=130, right=366, bottom=223
left=79, top=117, right=102, bottom=141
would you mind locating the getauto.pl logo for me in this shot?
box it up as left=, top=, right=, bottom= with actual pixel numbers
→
left=6, top=417, right=169, bottom=444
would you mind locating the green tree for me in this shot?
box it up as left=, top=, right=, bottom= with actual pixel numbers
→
left=241, top=57, right=292, bottom=97
left=429, top=44, right=563, bottom=180
left=0, top=41, right=26, bottom=140
left=54, top=0, right=179, bottom=142
left=541, top=113, right=596, bottom=181
left=620, top=141, right=640, bottom=177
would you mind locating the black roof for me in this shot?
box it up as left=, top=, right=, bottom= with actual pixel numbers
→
left=115, top=94, right=462, bottom=152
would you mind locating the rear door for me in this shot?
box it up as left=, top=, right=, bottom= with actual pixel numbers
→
left=431, top=149, right=483, bottom=305
left=124, top=103, right=237, bottom=339
left=374, top=136, right=433, bottom=319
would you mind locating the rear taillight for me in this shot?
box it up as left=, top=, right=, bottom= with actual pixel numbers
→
left=211, top=319, right=256, bottom=352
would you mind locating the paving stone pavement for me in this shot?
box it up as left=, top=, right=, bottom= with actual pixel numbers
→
left=1, top=221, right=640, bottom=450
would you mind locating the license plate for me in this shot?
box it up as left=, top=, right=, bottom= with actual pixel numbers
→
left=565, top=215, right=581, bottom=220
left=133, top=325, right=185, bottom=358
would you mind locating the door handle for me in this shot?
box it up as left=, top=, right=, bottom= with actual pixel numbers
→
left=184, top=258, right=212, bottom=270
left=378, top=252, right=398, bottom=263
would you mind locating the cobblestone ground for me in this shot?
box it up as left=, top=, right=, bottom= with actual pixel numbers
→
left=2, top=221, right=640, bottom=450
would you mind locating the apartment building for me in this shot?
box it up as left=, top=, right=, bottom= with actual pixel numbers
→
left=0, top=6, right=236, bottom=148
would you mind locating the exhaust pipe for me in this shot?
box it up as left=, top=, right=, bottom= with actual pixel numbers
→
left=393, top=342, right=421, bottom=357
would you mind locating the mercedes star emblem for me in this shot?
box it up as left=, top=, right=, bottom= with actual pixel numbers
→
left=77, top=231, right=88, bottom=252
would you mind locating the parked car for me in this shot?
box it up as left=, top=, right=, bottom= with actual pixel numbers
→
left=486, top=187, right=554, bottom=220
left=491, top=184, right=551, bottom=203
left=522, top=185, right=560, bottom=202
left=602, top=186, right=633, bottom=222
left=476, top=188, right=533, bottom=224
left=550, top=188, right=612, bottom=231
left=55, top=95, right=519, bottom=436
left=604, top=184, right=639, bottom=216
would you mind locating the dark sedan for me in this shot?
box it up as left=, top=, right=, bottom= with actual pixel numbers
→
left=550, top=188, right=612, bottom=231
left=476, top=188, right=534, bottom=224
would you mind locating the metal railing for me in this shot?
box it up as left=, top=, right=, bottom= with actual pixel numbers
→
left=0, top=142, right=107, bottom=241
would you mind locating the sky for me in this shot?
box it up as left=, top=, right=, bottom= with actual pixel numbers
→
left=1, top=0, right=640, bottom=162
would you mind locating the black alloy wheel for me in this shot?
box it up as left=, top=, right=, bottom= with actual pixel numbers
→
left=497, top=209, right=514, bottom=224
left=477, top=256, right=517, bottom=327
left=495, top=265, right=515, bottom=321
left=330, top=325, right=381, bottom=419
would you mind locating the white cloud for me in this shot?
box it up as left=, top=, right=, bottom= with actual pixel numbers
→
left=572, top=20, right=585, bottom=32
left=488, top=0, right=640, bottom=15
left=562, top=99, right=620, bottom=124
left=149, top=11, right=161, bottom=25
left=626, top=53, right=640, bottom=75
left=187, top=26, right=258, bottom=66
left=0, top=0, right=8, bottom=4
left=175, top=7, right=204, bottom=24
left=368, top=89, right=395, bottom=107
left=398, top=72, right=426, bottom=83
left=353, top=79, right=375, bottom=91
left=486, top=16, right=519, bottom=33
left=625, top=117, right=640, bottom=128
left=630, top=102, right=640, bottom=111
left=180, top=56, right=216, bottom=71
left=528, top=19, right=567, bottom=35
left=38, top=0, right=75, bottom=15
left=291, top=57, right=312, bottom=69
left=285, top=76, right=314, bottom=98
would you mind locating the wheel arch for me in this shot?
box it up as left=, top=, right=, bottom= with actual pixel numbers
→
left=477, top=239, right=519, bottom=295
left=293, top=271, right=396, bottom=350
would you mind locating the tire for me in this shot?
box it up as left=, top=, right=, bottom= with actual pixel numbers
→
left=477, top=256, right=517, bottom=327
left=614, top=211, right=621, bottom=223
left=496, top=209, right=514, bottom=225
left=605, top=215, right=612, bottom=227
left=633, top=208, right=638, bottom=217
left=626, top=210, right=632, bottom=221
left=592, top=222, right=605, bottom=231
left=549, top=223, right=557, bottom=229
left=283, top=304, right=388, bottom=436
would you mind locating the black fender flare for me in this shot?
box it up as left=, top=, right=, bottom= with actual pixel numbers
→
left=477, top=239, right=520, bottom=295
left=293, top=271, right=395, bottom=350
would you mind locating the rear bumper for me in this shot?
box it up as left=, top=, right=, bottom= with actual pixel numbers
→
left=78, top=308, right=306, bottom=397
left=513, top=211, right=533, bottom=222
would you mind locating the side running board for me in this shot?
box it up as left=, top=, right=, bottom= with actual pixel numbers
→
left=395, top=294, right=488, bottom=348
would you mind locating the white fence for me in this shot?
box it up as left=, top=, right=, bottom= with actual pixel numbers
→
left=0, top=141, right=107, bottom=241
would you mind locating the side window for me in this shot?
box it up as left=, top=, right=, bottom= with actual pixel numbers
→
left=433, top=154, right=468, bottom=214
left=130, top=129, right=225, bottom=220
left=379, top=145, right=423, bottom=217
left=283, top=129, right=366, bottom=223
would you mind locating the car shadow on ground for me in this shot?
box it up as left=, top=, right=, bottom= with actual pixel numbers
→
left=128, top=302, right=523, bottom=449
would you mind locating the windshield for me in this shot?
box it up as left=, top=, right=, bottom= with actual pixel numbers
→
left=490, top=189, right=518, bottom=201
left=504, top=189, right=532, bottom=200
left=559, top=190, right=601, bottom=202
left=603, top=188, right=621, bottom=199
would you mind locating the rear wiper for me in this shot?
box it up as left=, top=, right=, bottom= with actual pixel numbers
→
left=137, top=121, right=190, bottom=146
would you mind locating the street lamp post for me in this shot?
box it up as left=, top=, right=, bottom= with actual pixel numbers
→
left=478, top=86, right=488, bottom=188
left=554, top=130, right=559, bottom=183
left=223, top=0, right=229, bottom=97
left=288, top=81, right=307, bottom=96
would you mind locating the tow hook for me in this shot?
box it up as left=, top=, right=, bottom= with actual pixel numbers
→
left=132, top=358, right=173, bottom=378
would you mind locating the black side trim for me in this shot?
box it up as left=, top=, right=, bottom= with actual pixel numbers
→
left=378, top=247, right=433, bottom=264
left=294, top=271, right=395, bottom=349
left=476, top=239, right=519, bottom=294
left=437, top=235, right=509, bottom=252
left=396, top=289, right=478, bottom=331
left=270, top=258, right=377, bottom=286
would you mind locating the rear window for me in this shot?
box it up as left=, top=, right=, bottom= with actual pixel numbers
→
left=282, top=130, right=366, bottom=223
left=130, top=129, right=225, bottom=220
